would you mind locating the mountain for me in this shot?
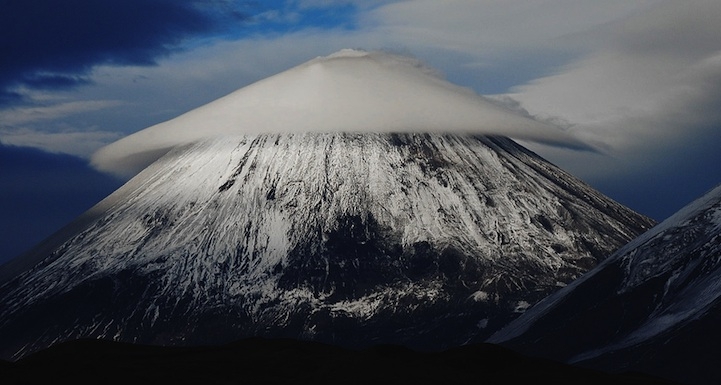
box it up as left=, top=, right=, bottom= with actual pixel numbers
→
left=0, top=50, right=654, bottom=360
left=490, top=184, right=721, bottom=385
left=0, top=132, right=653, bottom=360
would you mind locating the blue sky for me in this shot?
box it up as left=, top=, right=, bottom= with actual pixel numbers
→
left=2, top=0, right=721, bottom=264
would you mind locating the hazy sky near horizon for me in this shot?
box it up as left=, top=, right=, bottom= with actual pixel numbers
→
left=2, top=0, right=721, bottom=263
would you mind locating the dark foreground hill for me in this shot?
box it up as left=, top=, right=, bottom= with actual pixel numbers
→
left=0, top=338, right=679, bottom=385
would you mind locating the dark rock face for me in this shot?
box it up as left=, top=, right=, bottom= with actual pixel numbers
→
left=0, top=133, right=654, bottom=359
left=490, top=185, right=721, bottom=385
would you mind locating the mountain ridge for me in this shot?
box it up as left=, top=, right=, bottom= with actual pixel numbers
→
left=490, top=183, right=721, bottom=385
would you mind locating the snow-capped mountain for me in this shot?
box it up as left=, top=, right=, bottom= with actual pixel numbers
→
left=490, top=184, right=721, bottom=385
left=0, top=133, right=653, bottom=360
left=0, top=50, right=653, bottom=360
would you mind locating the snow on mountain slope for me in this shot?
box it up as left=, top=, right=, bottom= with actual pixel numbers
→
left=91, top=49, right=586, bottom=177
left=0, top=133, right=653, bottom=360
left=489, top=184, right=721, bottom=384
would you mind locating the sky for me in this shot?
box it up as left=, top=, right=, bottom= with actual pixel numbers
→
left=2, top=0, right=721, bottom=264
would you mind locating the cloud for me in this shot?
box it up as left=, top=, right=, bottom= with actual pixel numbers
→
left=0, top=0, right=251, bottom=105
left=0, top=97, right=124, bottom=157
left=510, top=0, right=721, bottom=162
left=506, top=0, right=721, bottom=218
left=57, top=0, right=669, bottom=139
left=0, top=128, right=121, bottom=158
left=0, top=25, right=372, bottom=160
left=365, top=0, right=662, bottom=54
left=2, top=0, right=668, bottom=123
left=0, top=100, right=123, bottom=126
left=81, top=1, right=675, bottom=177
left=91, top=50, right=587, bottom=177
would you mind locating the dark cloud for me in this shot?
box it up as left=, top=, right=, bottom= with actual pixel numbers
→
left=0, top=142, right=123, bottom=265
left=0, top=0, right=248, bottom=103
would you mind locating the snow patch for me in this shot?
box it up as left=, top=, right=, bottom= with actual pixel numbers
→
left=513, top=301, right=531, bottom=313
left=470, top=290, right=490, bottom=302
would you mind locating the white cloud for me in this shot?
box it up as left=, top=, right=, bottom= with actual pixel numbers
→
left=17, top=0, right=668, bottom=145
left=0, top=128, right=121, bottom=158
left=507, top=0, right=721, bottom=180
left=364, top=0, right=663, bottom=56
left=0, top=96, right=125, bottom=157
left=92, top=49, right=585, bottom=177
left=79, top=0, right=669, bottom=114
left=0, top=99, right=123, bottom=126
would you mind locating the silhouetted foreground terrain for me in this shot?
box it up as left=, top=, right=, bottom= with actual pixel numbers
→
left=0, top=338, right=678, bottom=384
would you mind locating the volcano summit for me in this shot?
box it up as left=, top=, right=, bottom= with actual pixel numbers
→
left=0, top=50, right=653, bottom=359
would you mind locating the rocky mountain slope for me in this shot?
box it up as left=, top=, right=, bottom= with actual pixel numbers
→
left=0, top=132, right=654, bottom=359
left=490, top=184, right=721, bottom=385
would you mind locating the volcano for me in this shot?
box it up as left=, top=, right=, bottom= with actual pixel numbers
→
left=0, top=50, right=654, bottom=360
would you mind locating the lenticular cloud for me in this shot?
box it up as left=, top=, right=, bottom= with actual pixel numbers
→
left=92, top=49, right=583, bottom=177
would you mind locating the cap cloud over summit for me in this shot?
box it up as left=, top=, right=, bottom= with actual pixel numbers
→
left=91, top=50, right=587, bottom=177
